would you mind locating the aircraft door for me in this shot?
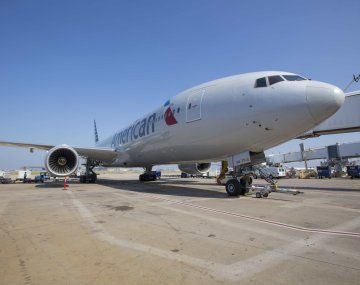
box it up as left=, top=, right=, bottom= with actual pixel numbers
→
left=186, top=89, right=204, bottom=123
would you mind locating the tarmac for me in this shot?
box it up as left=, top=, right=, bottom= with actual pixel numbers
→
left=0, top=173, right=359, bottom=285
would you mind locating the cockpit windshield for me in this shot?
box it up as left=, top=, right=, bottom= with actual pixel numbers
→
left=254, top=74, right=307, bottom=88
left=268, top=75, right=284, bottom=85
left=282, top=75, right=306, bottom=81
left=255, top=77, right=267, bottom=88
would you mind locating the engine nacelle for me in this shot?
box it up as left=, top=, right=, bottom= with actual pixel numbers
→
left=45, top=145, right=79, bottom=177
left=178, top=163, right=211, bottom=175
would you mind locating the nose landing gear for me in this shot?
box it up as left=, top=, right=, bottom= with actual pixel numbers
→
left=224, top=164, right=301, bottom=198
left=225, top=175, right=253, bottom=196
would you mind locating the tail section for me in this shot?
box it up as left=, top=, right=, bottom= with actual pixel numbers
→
left=94, top=120, right=99, bottom=144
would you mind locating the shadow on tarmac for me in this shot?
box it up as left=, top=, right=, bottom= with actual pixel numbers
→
left=34, top=177, right=228, bottom=198
left=35, top=177, right=359, bottom=197
left=96, top=178, right=228, bottom=199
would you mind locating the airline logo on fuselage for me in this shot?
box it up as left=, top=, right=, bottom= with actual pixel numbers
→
left=164, top=107, right=177, bottom=125
left=111, top=113, right=156, bottom=147
left=111, top=100, right=178, bottom=147
left=164, top=100, right=178, bottom=126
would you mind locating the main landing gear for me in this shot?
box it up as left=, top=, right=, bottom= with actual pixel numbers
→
left=225, top=175, right=253, bottom=196
left=79, top=160, right=97, bottom=183
left=139, top=166, right=157, bottom=182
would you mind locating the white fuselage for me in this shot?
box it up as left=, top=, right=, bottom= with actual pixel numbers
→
left=97, top=71, right=344, bottom=168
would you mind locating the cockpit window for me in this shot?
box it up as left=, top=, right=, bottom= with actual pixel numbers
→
left=268, top=75, right=284, bottom=85
left=282, top=75, right=306, bottom=81
left=255, top=77, right=267, bottom=88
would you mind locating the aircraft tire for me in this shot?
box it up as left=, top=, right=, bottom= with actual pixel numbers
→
left=239, top=177, right=252, bottom=195
left=139, top=173, right=156, bottom=182
left=225, top=179, right=240, bottom=196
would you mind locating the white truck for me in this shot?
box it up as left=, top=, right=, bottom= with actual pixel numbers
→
left=267, top=166, right=287, bottom=179
left=0, top=170, right=13, bottom=184
left=17, top=170, right=32, bottom=181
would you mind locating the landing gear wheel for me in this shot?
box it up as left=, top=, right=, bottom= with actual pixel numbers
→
left=79, top=160, right=98, bottom=183
left=239, top=178, right=246, bottom=195
left=80, top=173, right=97, bottom=183
left=239, top=176, right=252, bottom=195
left=89, top=173, right=97, bottom=183
left=225, top=179, right=240, bottom=196
left=139, top=173, right=157, bottom=182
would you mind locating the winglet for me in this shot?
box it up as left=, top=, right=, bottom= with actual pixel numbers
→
left=94, top=120, right=99, bottom=144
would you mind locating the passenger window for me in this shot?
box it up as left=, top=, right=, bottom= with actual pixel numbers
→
left=255, top=77, right=267, bottom=88
left=268, top=75, right=284, bottom=85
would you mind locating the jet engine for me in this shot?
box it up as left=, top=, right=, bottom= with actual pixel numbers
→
left=45, top=145, right=79, bottom=177
left=178, top=163, right=211, bottom=175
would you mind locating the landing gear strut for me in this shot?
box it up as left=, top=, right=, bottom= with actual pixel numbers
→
left=216, top=160, right=228, bottom=184
left=79, top=160, right=97, bottom=183
left=139, top=166, right=157, bottom=182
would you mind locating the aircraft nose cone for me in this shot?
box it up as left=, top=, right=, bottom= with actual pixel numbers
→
left=306, top=82, right=345, bottom=124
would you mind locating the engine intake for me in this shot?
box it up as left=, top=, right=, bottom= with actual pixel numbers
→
left=178, top=163, right=211, bottom=175
left=45, top=145, right=79, bottom=177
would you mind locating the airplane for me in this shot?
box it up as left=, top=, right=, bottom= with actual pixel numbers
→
left=0, top=71, right=344, bottom=195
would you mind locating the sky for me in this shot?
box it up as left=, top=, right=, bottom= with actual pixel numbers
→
left=0, top=0, right=359, bottom=170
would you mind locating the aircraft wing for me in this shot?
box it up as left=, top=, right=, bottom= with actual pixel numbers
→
left=0, top=141, right=118, bottom=163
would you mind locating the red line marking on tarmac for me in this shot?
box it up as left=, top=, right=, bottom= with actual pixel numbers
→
left=138, top=192, right=360, bottom=238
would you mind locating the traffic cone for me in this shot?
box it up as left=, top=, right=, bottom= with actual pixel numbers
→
left=63, top=178, right=69, bottom=190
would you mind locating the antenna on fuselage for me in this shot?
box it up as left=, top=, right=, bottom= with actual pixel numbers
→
left=94, top=120, right=99, bottom=144
left=344, top=73, right=360, bottom=92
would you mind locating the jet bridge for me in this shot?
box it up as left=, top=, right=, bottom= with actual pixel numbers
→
left=267, top=141, right=360, bottom=164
